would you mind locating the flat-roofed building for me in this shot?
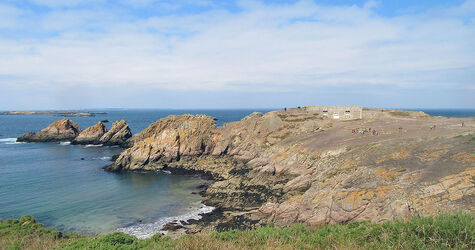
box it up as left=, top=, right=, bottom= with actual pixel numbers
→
left=304, top=105, right=363, bottom=120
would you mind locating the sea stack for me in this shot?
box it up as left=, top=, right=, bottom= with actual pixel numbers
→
left=99, top=120, right=132, bottom=147
left=17, top=119, right=81, bottom=142
left=72, top=122, right=107, bottom=145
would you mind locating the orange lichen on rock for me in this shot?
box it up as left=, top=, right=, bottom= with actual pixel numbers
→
left=375, top=185, right=397, bottom=196
left=339, top=190, right=373, bottom=211
left=451, top=152, right=475, bottom=163
left=376, top=149, right=410, bottom=163
left=376, top=168, right=406, bottom=180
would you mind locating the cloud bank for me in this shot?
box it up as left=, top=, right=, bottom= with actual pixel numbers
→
left=0, top=0, right=474, bottom=109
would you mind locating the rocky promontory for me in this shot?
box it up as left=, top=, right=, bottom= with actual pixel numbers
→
left=105, top=108, right=475, bottom=233
left=17, top=119, right=81, bottom=142
left=72, top=122, right=107, bottom=145
left=18, top=119, right=132, bottom=147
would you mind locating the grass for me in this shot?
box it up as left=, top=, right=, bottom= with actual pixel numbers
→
left=1, top=213, right=474, bottom=249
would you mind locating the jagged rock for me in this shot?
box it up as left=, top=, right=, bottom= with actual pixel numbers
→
left=99, top=120, right=132, bottom=147
left=104, top=109, right=475, bottom=231
left=17, top=119, right=81, bottom=142
left=107, top=115, right=218, bottom=171
left=72, top=122, right=107, bottom=145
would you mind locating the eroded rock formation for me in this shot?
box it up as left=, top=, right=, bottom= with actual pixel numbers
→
left=17, top=119, right=132, bottom=147
left=17, top=119, right=81, bottom=142
left=72, top=122, right=107, bottom=145
left=106, top=109, right=475, bottom=232
left=99, top=120, right=132, bottom=147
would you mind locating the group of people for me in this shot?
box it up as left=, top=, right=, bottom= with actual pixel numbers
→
left=352, top=127, right=379, bottom=136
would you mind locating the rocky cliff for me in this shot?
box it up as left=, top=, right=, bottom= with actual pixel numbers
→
left=106, top=109, right=475, bottom=232
left=73, top=122, right=107, bottom=144
left=107, top=115, right=219, bottom=171
left=17, top=119, right=81, bottom=142
left=99, top=120, right=132, bottom=147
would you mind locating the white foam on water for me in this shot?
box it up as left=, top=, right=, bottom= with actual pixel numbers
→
left=60, top=141, right=71, bottom=145
left=117, top=203, right=214, bottom=239
left=100, top=156, right=111, bottom=161
left=84, top=144, right=103, bottom=148
left=0, top=138, right=25, bottom=144
left=0, top=138, right=17, bottom=143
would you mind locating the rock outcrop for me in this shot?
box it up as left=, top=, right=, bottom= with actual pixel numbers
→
left=99, top=120, right=132, bottom=147
left=17, top=119, right=81, bottom=142
left=72, top=122, right=107, bottom=145
left=107, top=115, right=219, bottom=171
left=17, top=119, right=132, bottom=146
left=105, top=108, right=475, bottom=232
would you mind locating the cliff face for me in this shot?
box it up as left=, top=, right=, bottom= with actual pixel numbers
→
left=99, top=120, right=132, bottom=147
left=17, top=119, right=81, bottom=142
left=108, top=115, right=219, bottom=171
left=106, top=109, right=475, bottom=231
left=73, top=122, right=107, bottom=144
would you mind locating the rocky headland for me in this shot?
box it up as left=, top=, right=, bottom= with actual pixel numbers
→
left=15, top=109, right=474, bottom=235
left=17, top=119, right=132, bottom=147
left=104, top=108, right=474, bottom=234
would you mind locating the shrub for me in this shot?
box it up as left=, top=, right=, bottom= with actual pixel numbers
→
left=99, top=232, right=137, bottom=245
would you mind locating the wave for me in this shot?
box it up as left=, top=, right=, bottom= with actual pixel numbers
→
left=60, top=141, right=71, bottom=145
left=117, top=204, right=214, bottom=239
left=84, top=144, right=103, bottom=148
left=0, top=138, right=17, bottom=143
left=92, top=156, right=111, bottom=161
left=0, top=138, right=25, bottom=144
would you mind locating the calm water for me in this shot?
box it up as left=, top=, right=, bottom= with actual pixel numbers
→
left=416, top=109, right=475, bottom=118
left=0, top=109, right=271, bottom=238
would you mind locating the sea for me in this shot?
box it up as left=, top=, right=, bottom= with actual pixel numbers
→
left=0, top=108, right=473, bottom=238
left=0, top=109, right=272, bottom=238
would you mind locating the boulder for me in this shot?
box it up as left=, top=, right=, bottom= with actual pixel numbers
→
left=99, top=120, right=132, bottom=147
left=72, top=122, right=107, bottom=145
left=17, top=119, right=81, bottom=142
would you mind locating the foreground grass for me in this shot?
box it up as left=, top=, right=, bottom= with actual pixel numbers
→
left=1, top=213, right=474, bottom=249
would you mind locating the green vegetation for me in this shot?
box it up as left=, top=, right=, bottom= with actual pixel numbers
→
left=1, top=213, right=474, bottom=249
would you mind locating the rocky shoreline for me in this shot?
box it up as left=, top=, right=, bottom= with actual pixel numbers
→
left=17, top=108, right=475, bottom=236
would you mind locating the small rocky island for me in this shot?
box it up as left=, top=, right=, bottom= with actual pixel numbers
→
left=17, top=107, right=475, bottom=235
left=17, top=119, right=132, bottom=147
left=1, top=111, right=104, bottom=117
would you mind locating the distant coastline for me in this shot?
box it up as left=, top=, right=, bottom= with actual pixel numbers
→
left=0, top=111, right=107, bottom=117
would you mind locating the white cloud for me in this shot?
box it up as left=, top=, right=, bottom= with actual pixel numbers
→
left=0, top=0, right=474, bottom=93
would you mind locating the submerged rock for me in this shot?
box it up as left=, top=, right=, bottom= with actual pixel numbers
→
left=17, top=119, right=81, bottom=142
left=99, top=120, right=132, bottom=147
left=73, top=122, right=107, bottom=145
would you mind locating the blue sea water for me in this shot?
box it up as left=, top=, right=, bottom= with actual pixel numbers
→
left=0, top=109, right=271, bottom=238
left=416, top=109, right=475, bottom=118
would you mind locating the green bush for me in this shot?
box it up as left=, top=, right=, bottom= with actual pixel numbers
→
left=99, top=232, right=137, bottom=245
left=19, top=215, right=35, bottom=224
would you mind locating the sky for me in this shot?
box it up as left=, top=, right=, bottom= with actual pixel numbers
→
left=0, top=0, right=474, bottom=110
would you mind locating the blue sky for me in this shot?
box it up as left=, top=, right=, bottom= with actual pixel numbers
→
left=0, top=0, right=474, bottom=110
